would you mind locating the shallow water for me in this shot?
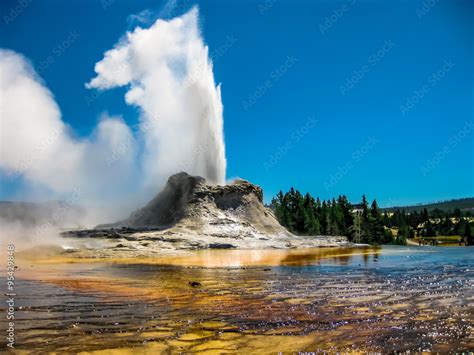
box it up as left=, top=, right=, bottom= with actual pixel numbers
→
left=2, top=246, right=473, bottom=353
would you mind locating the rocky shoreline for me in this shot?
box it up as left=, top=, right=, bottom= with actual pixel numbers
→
left=60, top=227, right=351, bottom=258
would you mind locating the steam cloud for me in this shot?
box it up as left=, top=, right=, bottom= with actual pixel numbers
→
left=0, top=7, right=226, bottom=226
left=88, top=6, right=226, bottom=189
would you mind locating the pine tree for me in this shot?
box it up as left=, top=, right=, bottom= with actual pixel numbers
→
left=453, top=208, right=462, bottom=218
left=303, top=193, right=318, bottom=235
left=464, top=219, right=473, bottom=245
left=293, top=190, right=305, bottom=233
left=304, top=208, right=319, bottom=235
left=349, top=212, right=362, bottom=243
left=320, top=200, right=329, bottom=235
left=359, top=195, right=371, bottom=243
left=329, top=198, right=342, bottom=235
left=422, top=208, right=429, bottom=222
left=425, top=221, right=436, bottom=237
left=361, top=195, right=369, bottom=220
left=275, top=190, right=293, bottom=231
left=369, top=199, right=386, bottom=244
left=337, top=195, right=353, bottom=236
left=395, top=224, right=408, bottom=245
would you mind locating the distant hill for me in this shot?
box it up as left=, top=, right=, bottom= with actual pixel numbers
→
left=382, top=198, right=474, bottom=213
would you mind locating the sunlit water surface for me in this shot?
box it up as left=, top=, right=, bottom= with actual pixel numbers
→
left=1, top=246, right=473, bottom=353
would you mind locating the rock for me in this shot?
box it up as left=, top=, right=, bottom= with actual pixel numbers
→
left=188, top=281, right=201, bottom=287
left=208, top=243, right=236, bottom=249
left=61, top=172, right=351, bottom=257
left=95, top=172, right=294, bottom=239
left=98, top=172, right=206, bottom=229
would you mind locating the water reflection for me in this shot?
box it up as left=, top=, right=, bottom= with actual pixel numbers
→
left=5, top=246, right=473, bottom=353
left=21, top=246, right=382, bottom=268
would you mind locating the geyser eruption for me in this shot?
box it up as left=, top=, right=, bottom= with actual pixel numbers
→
left=87, top=7, right=226, bottom=186
left=0, top=7, right=226, bottom=229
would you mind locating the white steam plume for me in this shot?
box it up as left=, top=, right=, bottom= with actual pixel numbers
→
left=88, top=6, right=226, bottom=188
left=0, top=50, right=136, bottom=207
left=0, top=7, right=226, bottom=228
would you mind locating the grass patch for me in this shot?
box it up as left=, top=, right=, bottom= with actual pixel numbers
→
left=414, top=235, right=463, bottom=244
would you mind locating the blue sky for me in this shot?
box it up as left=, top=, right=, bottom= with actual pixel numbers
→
left=0, top=0, right=472, bottom=207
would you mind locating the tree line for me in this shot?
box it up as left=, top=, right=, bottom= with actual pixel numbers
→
left=270, top=189, right=473, bottom=246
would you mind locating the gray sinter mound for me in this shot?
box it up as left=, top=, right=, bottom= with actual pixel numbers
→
left=63, top=172, right=350, bottom=257
left=99, top=172, right=289, bottom=235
